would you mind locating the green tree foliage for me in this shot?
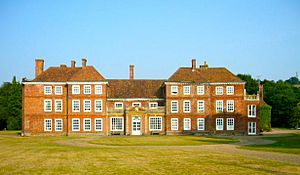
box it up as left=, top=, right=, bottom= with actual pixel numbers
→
left=259, top=105, right=272, bottom=131
left=285, top=76, right=300, bottom=85
left=0, top=76, right=22, bottom=130
left=290, top=102, right=300, bottom=128
left=237, top=74, right=258, bottom=94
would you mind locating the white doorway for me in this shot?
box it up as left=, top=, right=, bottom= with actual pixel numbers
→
left=132, top=116, right=141, bottom=135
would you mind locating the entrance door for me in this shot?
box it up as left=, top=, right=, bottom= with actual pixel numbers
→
left=248, top=122, right=256, bottom=135
left=132, top=116, right=141, bottom=135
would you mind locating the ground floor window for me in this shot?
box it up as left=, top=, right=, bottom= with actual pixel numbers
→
left=44, top=119, right=52, bottom=131
left=149, top=117, right=162, bottom=131
left=95, top=118, right=103, bottom=131
left=72, top=118, right=80, bottom=131
left=171, top=118, right=178, bottom=131
left=248, top=122, right=256, bottom=135
left=216, top=118, right=223, bottom=130
left=55, top=119, right=63, bottom=131
left=111, top=117, right=124, bottom=131
left=183, top=118, right=191, bottom=130
left=84, top=118, right=91, bottom=131
left=227, top=118, right=234, bottom=130
left=197, top=118, right=205, bottom=131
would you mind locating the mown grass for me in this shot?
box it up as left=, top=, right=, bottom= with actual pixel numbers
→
left=0, top=131, right=299, bottom=175
left=89, top=135, right=238, bottom=146
left=241, top=133, right=300, bottom=155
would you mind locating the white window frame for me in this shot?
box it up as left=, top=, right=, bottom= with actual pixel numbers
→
left=72, top=100, right=80, bottom=112
left=95, top=85, right=103, bottom=95
left=171, top=100, right=178, bottom=113
left=197, top=118, right=205, bottom=131
left=149, top=102, right=158, bottom=109
left=183, top=118, right=191, bottom=131
left=110, top=117, right=124, bottom=131
left=183, top=86, right=191, bottom=95
left=216, top=118, right=224, bottom=130
left=183, top=100, right=191, bottom=113
left=44, top=86, right=52, bottom=95
left=55, top=119, right=63, bottom=131
left=197, top=85, right=205, bottom=95
left=95, top=118, right=103, bottom=131
left=216, top=100, right=224, bottom=113
left=227, top=118, right=234, bottom=130
left=248, top=105, right=256, bottom=118
left=44, top=119, right=52, bottom=131
left=132, top=102, right=141, bottom=107
left=72, top=118, right=80, bottom=131
left=149, top=117, right=162, bottom=131
left=83, top=100, right=91, bottom=112
left=95, top=100, right=103, bottom=112
left=248, top=122, right=256, bottom=135
left=171, top=86, right=178, bottom=95
left=72, top=85, right=80, bottom=94
left=84, top=85, right=92, bottom=94
left=83, top=118, right=91, bottom=131
left=54, top=86, right=63, bottom=95
left=197, top=100, right=205, bottom=113
left=44, top=99, right=52, bottom=112
left=226, top=86, right=234, bottom=95
left=55, top=99, right=63, bottom=112
left=227, top=100, right=234, bottom=112
left=216, top=86, right=223, bottom=95
left=114, top=102, right=123, bottom=109
left=171, top=118, right=178, bottom=131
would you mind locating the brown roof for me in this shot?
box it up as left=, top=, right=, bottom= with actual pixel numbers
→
left=168, top=67, right=243, bottom=83
left=32, top=66, right=105, bottom=82
left=107, top=80, right=165, bottom=98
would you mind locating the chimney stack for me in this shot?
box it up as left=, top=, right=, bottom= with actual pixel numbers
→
left=259, top=83, right=264, bottom=100
left=82, top=57, right=87, bottom=67
left=192, top=59, right=196, bottom=71
left=35, top=59, right=44, bottom=78
left=71, top=60, right=76, bottom=68
left=129, top=64, right=134, bottom=80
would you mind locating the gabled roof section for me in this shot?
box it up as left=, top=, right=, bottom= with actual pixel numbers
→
left=107, top=80, right=165, bottom=98
left=168, top=67, right=243, bottom=83
left=32, top=66, right=105, bottom=82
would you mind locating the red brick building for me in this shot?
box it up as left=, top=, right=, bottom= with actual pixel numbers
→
left=22, top=58, right=262, bottom=136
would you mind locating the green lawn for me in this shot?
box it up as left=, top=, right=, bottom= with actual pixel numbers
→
left=241, top=133, right=300, bottom=155
left=0, top=131, right=299, bottom=175
left=89, top=135, right=238, bottom=146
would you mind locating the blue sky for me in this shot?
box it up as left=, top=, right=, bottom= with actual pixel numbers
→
left=0, top=0, right=299, bottom=83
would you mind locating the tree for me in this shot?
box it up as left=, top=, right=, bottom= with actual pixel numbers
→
left=237, top=74, right=258, bottom=94
left=285, top=76, right=299, bottom=85
left=290, top=102, right=300, bottom=128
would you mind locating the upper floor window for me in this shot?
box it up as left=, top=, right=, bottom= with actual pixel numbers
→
left=197, top=100, right=205, bottom=113
left=227, top=100, right=234, bottom=112
left=84, top=85, right=91, bottom=94
left=216, top=86, right=223, bottom=95
left=149, top=102, right=158, bottom=109
left=171, top=86, right=178, bottom=95
left=248, top=105, right=256, bottom=117
left=95, top=85, right=102, bottom=94
left=115, top=102, right=123, bottom=109
left=95, top=100, right=103, bottom=112
left=72, top=100, right=80, bottom=112
left=183, top=100, right=191, bottom=113
left=44, top=99, right=52, bottom=112
left=171, top=101, right=178, bottom=113
left=54, top=86, right=63, bottom=95
left=55, top=100, right=63, bottom=112
left=84, top=100, right=91, bottom=112
left=226, top=86, right=234, bottom=95
left=183, top=86, right=191, bottom=95
left=132, top=102, right=141, bottom=107
left=44, top=86, right=52, bottom=95
left=216, top=100, right=223, bottom=113
left=72, top=85, right=80, bottom=94
left=197, top=86, right=205, bottom=95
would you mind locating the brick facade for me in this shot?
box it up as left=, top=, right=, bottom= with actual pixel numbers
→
left=22, top=58, right=261, bottom=136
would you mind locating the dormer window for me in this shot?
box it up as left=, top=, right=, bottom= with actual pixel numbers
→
left=115, top=102, right=123, bottom=109
left=149, top=102, right=158, bottom=109
left=132, top=102, right=141, bottom=107
left=171, top=86, right=178, bottom=95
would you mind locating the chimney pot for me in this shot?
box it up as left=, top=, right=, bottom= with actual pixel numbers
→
left=192, top=59, right=196, bottom=71
left=82, top=57, right=87, bottom=67
left=129, top=64, right=134, bottom=80
left=35, top=59, right=44, bottom=78
left=71, top=60, right=76, bottom=68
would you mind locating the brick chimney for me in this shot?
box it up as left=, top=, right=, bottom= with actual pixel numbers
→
left=192, top=59, right=196, bottom=71
left=259, top=83, right=264, bottom=100
left=82, top=57, right=87, bottom=67
left=71, top=60, right=76, bottom=68
left=35, top=59, right=44, bottom=78
left=129, top=64, right=134, bottom=80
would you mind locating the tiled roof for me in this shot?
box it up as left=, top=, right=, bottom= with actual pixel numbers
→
left=168, top=67, right=243, bottom=83
left=107, top=80, right=165, bottom=98
left=32, top=66, right=105, bottom=82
